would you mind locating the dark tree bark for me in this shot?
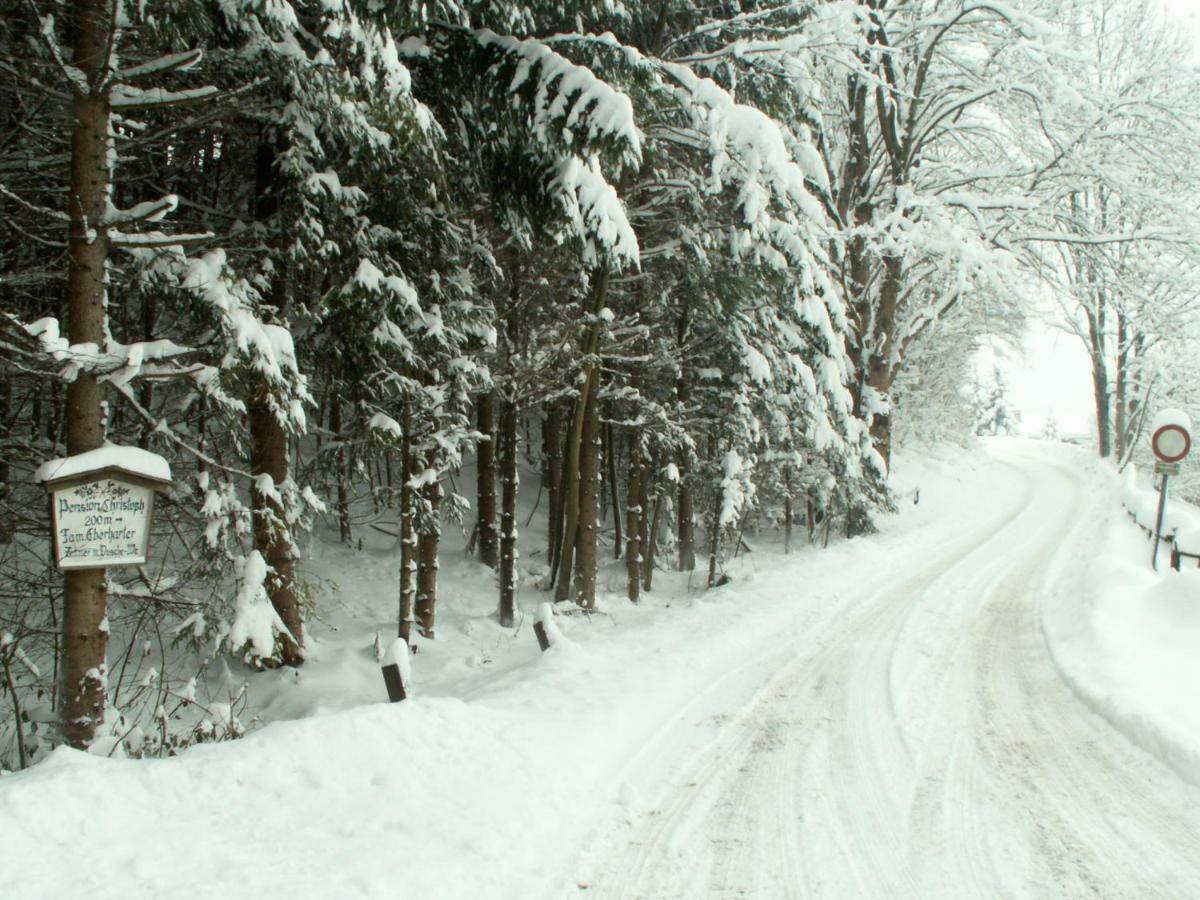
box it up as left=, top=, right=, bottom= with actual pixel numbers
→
left=544, top=402, right=564, bottom=575
left=554, top=390, right=587, bottom=603
left=398, top=407, right=416, bottom=642
left=554, top=266, right=609, bottom=601
left=249, top=134, right=303, bottom=666
left=644, top=493, right=664, bottom=592
left=625, top=434, right=643, bottom=603
left=137, top=293, right=156, bottom=450
left=1114, top=313, right=1129, bottom=462
left=861, top=254, right=903, bottom=469
left=1087, top=309, right=1113, bottom=458
left=606, top=421, right=622, bottom=559
left=497, top=257, right=521, bottom=627
left=0, top=371, right=13, bottom=544
left=574, top=368, right=601, bottom=609
left=498, top=394, right=519, bottom=627
left=61, top=0, right=113, bottom=748
left=705, top=435, right=722, bottom=588
left=675, top=442, right=696, bottom=571
left=783, top=469, right=793, bottom=555
left=1114, top=322, right=1146, bottom=466
left=638, top=452, right=653, bottom=566
left=1085, top=286, right=1112, bottom=460
left=475, top=392, right=499, bottom=568
left=639, top=453, right=658, bottom=591
left=415, top=451, right=441, bottom=638
left=706, top=495, right=722, bottom=588
left=330, top=395, right=352, bottom=544
left=249, top=393, right=303, bottom=664
left=674, top=316, right=696, bottom=572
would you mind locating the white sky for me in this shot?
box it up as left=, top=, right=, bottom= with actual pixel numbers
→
left=994, top=324, right=1095, bottom=438
left=1164, top=0, right=1200, bottom=42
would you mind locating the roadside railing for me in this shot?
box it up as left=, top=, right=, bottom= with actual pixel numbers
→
left=1121, top=465, right=1200, bottom=571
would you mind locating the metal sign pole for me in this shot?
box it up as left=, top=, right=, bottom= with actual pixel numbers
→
left=1153, top=472, right=1170, bottom=571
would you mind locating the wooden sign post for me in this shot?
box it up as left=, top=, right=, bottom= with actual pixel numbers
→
left=36, top=445, right=172, bottom=747
left=1149, top=410, right=1192, bottom=571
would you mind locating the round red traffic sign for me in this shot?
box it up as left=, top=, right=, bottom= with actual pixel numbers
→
left=1152, top=423, right=1191, bottom=463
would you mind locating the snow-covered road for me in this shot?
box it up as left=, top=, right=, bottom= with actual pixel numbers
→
left=4, top=445, right=1200, bottom=899
left=581, top=447, right=1200, bottom=898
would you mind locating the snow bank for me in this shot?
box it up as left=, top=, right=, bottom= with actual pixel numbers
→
left=1043, top=461, right=1200, bottom=785
left=1120, top=463, right=1200, bottom=558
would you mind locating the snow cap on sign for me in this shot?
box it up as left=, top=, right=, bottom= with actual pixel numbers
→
left=384, top=637, right=412, bottom=689
left=1150, top=408, right=1192, bottom=437
left=35, top=443, right=172, bottom=485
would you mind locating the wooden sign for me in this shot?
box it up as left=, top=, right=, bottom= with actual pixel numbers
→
left=49, top=476, right=157, bottom=569
left=37, top=445, right=173, bottom=571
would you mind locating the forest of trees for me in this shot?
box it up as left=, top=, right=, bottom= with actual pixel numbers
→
left=1, top=0, right=1198, bottom=766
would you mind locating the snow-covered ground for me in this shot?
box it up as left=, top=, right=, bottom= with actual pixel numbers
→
left=1046, top=457, right=1200, bottom=787
left=3, top=440, right=1199, bottom=898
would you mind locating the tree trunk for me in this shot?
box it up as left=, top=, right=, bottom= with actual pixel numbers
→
left=1086, top=304, right=1112, bottom=459
left=475, top=392, right=498, bottom=568
left=0, top=373, right=13, bottom=544
left=1072, top=191, right=1113, bottom=461
left=783, top=469, right=792, bottom=554
left=606, top=421, right=622, bottom=559
left=574, top=368, right=601, bottom=609
left=249, top=394, right=302, bottom=664
left=1114, top=313, right=1129, bottom=462
left=555, top=382, right=592, bottom=605
left=553, top=389, right=585, bottom=603
left=398, top=407, right=416, bottom=642
left=706, top=505, right=721, bottom=588
left=544, top=403, right=564, bottom=576
left=674, top=324, right=696, bottom=571
left=554, top=265, right=610, bottom=601
left=61, top=0, right=113, bottom=748
left=643, top=489, right=662, bottom=595
left=625, top=435, right=643, bottom=603
left=676, top=447, right=696, bottom=571
left=638, top=452, right=653, bottom=567
left=498, top=394, right=519, bottom=627
left=330, top=395, right=352, bottom=544
left=415, top=453, right=441, bottom=638
left=250, top=135, right=303, bottom=666
left=705, top=438, right=722, bottom=588
left=497, top=254, right=521, bottom=627
left=138, top=293, right=156, bottom=449
left=861, top=254, right=902, bottom=470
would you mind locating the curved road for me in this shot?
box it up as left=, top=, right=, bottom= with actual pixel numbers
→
left=586, top=448, right=1200, bottom=898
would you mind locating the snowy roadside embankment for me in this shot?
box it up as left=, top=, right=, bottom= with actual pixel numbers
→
left=1041, top=455, right=1200, bottom=786
left=1120, top=462, right=1200, bottom=557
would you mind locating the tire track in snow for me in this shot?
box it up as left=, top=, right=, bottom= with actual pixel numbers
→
left=903, top=452, right=1200, bottom=897
left=968, top=460, right=1200, bottom=895
left=585, top=448, right=1200, bottom=898
left=587, top=456, right=1036, bottom=898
